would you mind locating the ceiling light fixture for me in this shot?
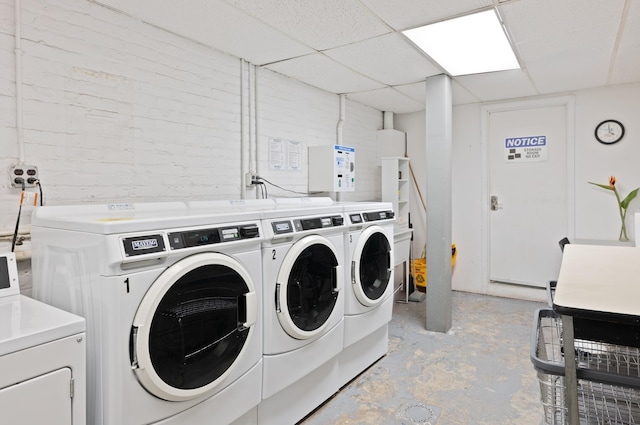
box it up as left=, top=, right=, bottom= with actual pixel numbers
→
left=402, top=9, right=520, bottom=76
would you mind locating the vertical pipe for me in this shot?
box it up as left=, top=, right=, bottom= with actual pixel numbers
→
left=336, top=94, right=345, bottom=144
left=383, top=111, right=394, bottom=130
left=15, top=0, right=24, bottom=164
left=254, top=65, right=260, bottom=180
left=240, top=59, right=246, bottom=199
left=335, top=95, right=346, bottom=201
left=248, top=64, right=254, bottom=176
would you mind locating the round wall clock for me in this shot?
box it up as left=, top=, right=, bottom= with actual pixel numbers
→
left=595, top=119, right=625, bottom=144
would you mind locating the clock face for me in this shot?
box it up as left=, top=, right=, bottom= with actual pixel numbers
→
left=595, top=119, right=625, bottom=144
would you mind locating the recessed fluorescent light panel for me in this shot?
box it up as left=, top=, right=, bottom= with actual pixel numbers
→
left=403, top=9, right=520, bottom=76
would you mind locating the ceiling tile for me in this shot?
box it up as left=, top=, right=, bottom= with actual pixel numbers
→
left=93, top=0, right=314, bottom=65
left=394, top=82, right=426, bottom=104
left=360, top=0, right=493, bottom=30
left=223, top=0, right=391, bottom=50
left=455, top=69, right=537, bottom=102
left=324, top=33, right=442, bottom=85
left=264, top=53, right=386, bottom=94
left=516, top=26, right=614, bottom=93
left=609, top=0, right=640, bottom=85
left=452, top=80, right=481, bottom=105
left=500, top=0, right=625, bottom=44
left=347, top=87, right=424, bottom=114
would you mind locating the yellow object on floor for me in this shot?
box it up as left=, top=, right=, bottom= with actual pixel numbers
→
left=412, top=244, right=457, bottom=292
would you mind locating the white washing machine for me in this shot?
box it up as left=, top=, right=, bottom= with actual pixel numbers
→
left=0, top=252, right=86, bottom=425
left=258, top=199, right=345, bottom=425
left=30, top=202, right=264, bottom=425
left=338, top=201, right=395, bottom=388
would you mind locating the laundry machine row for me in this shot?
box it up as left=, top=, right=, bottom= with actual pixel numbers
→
left=30, top=198, right=395, bottom=425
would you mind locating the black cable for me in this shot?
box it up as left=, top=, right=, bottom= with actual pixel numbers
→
left=256, top=176, right=323, bottom=195
left=35, top=179, right=43, bottom=206
left=11, top=180, right=25, bottom=253
left=259, top=182, right=268, bottom=199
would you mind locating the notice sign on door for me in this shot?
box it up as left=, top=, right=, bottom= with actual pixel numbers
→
left=504, top=135, right=547, bottom=163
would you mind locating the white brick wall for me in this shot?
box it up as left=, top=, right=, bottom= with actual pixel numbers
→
left=0, top=0, right=384, bottom=241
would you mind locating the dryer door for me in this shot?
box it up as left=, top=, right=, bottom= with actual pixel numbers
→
left=130, top=253, right=257, bottom=401
left=276, top=235, right=342, bottom=340
left=352, top=226, right=392, bottom=307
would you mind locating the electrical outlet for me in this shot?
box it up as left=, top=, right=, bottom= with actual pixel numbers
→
left=245, top=173, right=259, bottom=187
left=10, top=165, right=39, bottom=188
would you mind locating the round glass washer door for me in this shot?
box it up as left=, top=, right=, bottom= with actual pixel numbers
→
left=351, top=226, right=392, bottom=307
left=276, top=235, right=343, bottom=340
left=131, top=252, right=257, bottom=401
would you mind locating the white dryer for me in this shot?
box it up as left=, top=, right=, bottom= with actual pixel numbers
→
left=258, top=200, right=345, bottom=425
left=30, top=202, right=264, bottom=425
left=338, top=201, right=395, bottom=387
left=0, top=252, right=86, bottom=425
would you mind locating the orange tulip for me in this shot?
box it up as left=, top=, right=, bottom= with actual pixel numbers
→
left=589, top=176, right=639, bottom=241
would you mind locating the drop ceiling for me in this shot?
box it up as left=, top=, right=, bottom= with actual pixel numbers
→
left=93, top=0, right=640, bottom=113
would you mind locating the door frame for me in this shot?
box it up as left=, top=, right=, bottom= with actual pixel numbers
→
left=480, top=95, right=575, bottom=295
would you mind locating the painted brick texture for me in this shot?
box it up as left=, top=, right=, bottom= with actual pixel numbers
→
left=0, top=0, right=384, bottom=238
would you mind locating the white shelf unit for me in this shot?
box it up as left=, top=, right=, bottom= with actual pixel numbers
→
left=381, top=157, right=410, bottom=228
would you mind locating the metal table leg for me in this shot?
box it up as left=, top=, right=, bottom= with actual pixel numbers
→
left=561, top=314, right=579, bottom=425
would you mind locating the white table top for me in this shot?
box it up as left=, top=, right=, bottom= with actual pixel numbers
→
left=554, top=244, right=640, bottom=318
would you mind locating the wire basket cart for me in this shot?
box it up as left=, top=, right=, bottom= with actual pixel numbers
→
left=532, top=308, right=640, bottom=424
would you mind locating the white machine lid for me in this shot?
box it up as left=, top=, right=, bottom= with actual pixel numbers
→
left=31, top=202, right=263, bottom=234
left=0, top=253, right=84, bottom=356
left=262, top=197, right=342, bottom=219
left=338, top=201, right=393, bottom=213
left=0, top=294, right=85, bottom=357
left=188, top=199, right=276, bottom=211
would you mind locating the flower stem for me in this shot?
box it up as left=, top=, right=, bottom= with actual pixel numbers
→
left=613, top=188, right=629, bottom=241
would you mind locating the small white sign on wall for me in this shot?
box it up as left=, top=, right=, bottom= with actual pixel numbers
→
left=269, top=138, right=285, bottom=170
left=287, top=140, right=301, bottom=171
left=504, top=135, right=548, bottom=163
left=269, top=137, right=303, bottom=171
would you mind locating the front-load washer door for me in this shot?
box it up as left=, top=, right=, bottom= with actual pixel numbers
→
left=352, top=226, right=392, bottom=307
left=276, top=235, right=343, bottom=340
left=131, top=252, right=257, bottom=402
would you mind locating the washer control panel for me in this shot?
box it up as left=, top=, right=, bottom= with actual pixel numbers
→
left=362, top=211, right=394, bottom=222
left=271, top=215, right=344, bottom=235
left=168, top=224, right=260, bottom=249
left=120, top=224, right=260, bottom=260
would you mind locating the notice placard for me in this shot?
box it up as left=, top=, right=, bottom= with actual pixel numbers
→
left=504, top=135, right=547, bottom=163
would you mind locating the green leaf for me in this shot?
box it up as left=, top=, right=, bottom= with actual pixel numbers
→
left=588, top=182, right=614, bottom=191
left=620, top=188, right=640, bottom=209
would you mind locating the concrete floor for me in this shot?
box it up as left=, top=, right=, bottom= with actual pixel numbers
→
left=300, top=291, right=546, bottom=425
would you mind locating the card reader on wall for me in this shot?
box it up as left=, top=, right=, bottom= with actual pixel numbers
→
left=308, top=145, right=355, bottom=192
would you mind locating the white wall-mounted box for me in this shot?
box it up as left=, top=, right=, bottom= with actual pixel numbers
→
left=308, top=145, right=355, bottom=192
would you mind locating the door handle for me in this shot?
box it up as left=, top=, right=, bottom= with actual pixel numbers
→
left=490, top=195, right=501, bottom=211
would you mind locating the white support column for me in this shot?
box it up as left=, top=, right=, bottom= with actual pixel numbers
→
left=425, top=74, right=453, bottom=332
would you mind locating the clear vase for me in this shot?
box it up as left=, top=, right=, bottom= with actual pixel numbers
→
left=619, top=210, right=629, bottom=241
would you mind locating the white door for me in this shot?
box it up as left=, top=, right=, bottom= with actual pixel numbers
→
left=0, top=368, right=72, bottom=425
left=131, top=252, right=257, bottom=402
left=489, top=104, right=568, bottom=287
left=276, top=235, right=342, bottom=339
